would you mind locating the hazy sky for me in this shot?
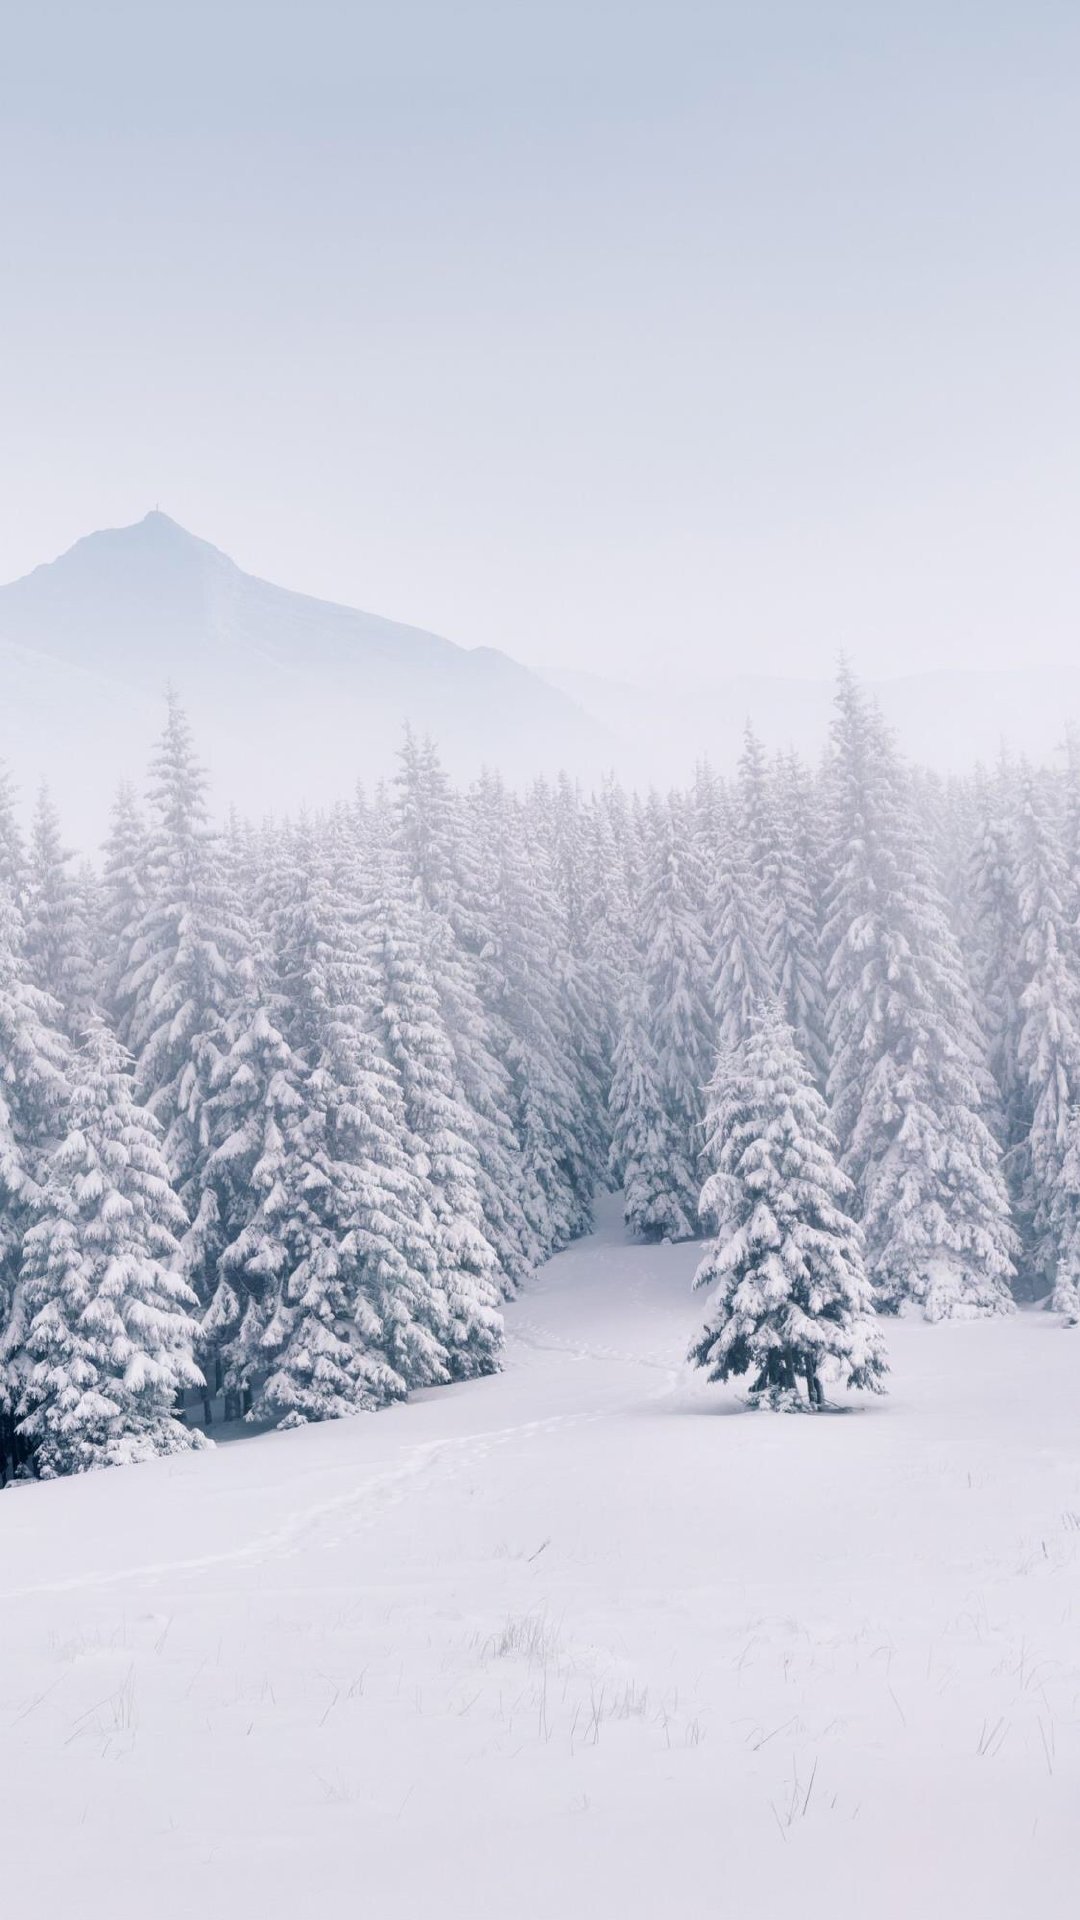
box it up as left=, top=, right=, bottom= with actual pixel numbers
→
left=2, top=1, right=1079, bottom=686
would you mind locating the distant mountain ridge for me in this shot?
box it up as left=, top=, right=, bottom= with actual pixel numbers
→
left=0, top=512, right=614, bottom=837
left=2, top=510, right=1079, bottom=847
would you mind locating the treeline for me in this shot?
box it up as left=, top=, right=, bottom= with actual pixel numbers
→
left=2, top=669, right=1079, bottom=1476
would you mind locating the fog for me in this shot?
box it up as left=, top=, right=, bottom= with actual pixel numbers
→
left=3, top=1, right=1080, bottom=701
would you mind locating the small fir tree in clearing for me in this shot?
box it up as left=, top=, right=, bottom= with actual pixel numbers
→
left=17, top=1018, right=204, bottom=1476
left=608, top=974, right=698, bottom=1242
left=690, top=1010, right=887, bottom=1411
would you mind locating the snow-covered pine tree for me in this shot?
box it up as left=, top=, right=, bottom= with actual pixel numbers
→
left=23, top=786, right=93, bottom=1034
left=638, top=792, right=715, bottom=1230
left=0, top=887, right=71, bottom=1479
left=95, top=783, right=150, bottom=1041
left=121, top=696, right=248, bottom=1304
left=468, top=772, right=595, bottom=1254
left=392, top=736, right=539, bottom=1286
left=544, top=772, right=612, bottom=1190
left=608, top=970, right=698, bottom=1240
left=690, top=1007, right=886, bottom=1409
left=735, top=723, right=775, bottom=883
left=17, top=1017, right=204, bottom=1476
left=1047, top=1104, right=1080, bottom=1324
left=822, top=668, right=1018, bottom=1318
left=966, top=766, right=1026, bottom=1156
left=709, top=786, right=775, bottom=1055
left=230, top=817, right=456, bottom=1422
left=690, top=759, right=726, bottom=870
left=361, top=826, right=503, bottom=1380
left=581, top=783, right=637, bottom=1108
left=1012, top=767, right=1080, bottom=1291
left=763, top=753, right=830, bottom=1086
left=0, top=764, right=25, bottom=901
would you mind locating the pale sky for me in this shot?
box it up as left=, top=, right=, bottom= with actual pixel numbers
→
left=2, top=1, right=1079, bottom=687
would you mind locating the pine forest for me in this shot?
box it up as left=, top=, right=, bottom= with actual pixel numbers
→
left=2, top=669, right=1079, bottom=1479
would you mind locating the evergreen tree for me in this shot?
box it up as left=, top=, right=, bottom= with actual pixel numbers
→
left=763, top=754, right=830, bottom=1086
left=608, top=973, right=697, bottom=1240
left=690, top=1009, right=887, bottom=1409
left=121, top=697, right=248, bottom=1302
left=0, top=887, right=70, bottom=1475
left=822, top=669, right=1017, bottom=1316
left=17, top=1018, right=204, bottom=1476
left=362, top=832, right=503, bottom=1380
left=709, top=788, right=775, bottom=1054
left=1048, top=1105, right=1080, bottom=1324
left=0, top=764, right=25, bottom=901
left=638, top=794, right=714, bottom=1228
left=96, top=782, right=149, bottom=1037
left=393, top=738, right=539, bottom=1286
left=1012, top=769, right=1080, bottom=1289
left=233, top=821, right=458, bottom=1422
left=470, top=773, right=594, bottom=1253
left=23, top=786, right=93, bottom=1032
left=966, top=768, right=1025, bottom=1154
left=545, top=772, right=612, bottom=1189
left=581, top=785, right=636, bottom=1100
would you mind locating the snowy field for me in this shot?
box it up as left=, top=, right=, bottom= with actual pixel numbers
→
left=3, top=1193, right=1079, bottom=1920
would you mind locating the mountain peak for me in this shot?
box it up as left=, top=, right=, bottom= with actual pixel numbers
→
left=78, top=509, right=228, bottom=562
left=136, top=507, right=189, bottom=535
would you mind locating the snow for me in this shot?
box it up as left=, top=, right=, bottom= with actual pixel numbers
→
left=2, top=1192, right=1079, bottom=1918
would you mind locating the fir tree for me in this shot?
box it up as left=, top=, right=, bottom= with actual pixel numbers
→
left=17, top=1018, right=204, bottom=1476
left=822, top=669, right=1017, bottom=1316
left=709, top=788, right=775, bottom=1055
left=470, top=773, right=594, bottom=1254
left=0, top=764, right=25, bottom=901
left=393, top=738, right=539, bottom=1286
left=23, top=786, right=93, bottom=1032
left=96, top=782, right=149, bottom=1037
left=763, top=754, right=830, bottom=1086
left=237, top=821, right=457, bottom=1421
left=0, top=887, right=70, bottom=1474
left=1012, top=768, right=1080, bottom=1289
left=362, top=832, right=503, bottom=1380
left=1048, top=1105, right=1080, bottom=1324
left=690, top=1009, right=887, bottom=1409
left=122, top=697, right=248, bottom=1300
left=966, top=768, right=1025, bottom=1154
left=608, top=973, right=697, bottom=1240
left=638, top=794, right=714, bottom=1228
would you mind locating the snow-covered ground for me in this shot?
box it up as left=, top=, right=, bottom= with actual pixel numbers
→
left=3, top=1194, right=1079, bottom=1918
